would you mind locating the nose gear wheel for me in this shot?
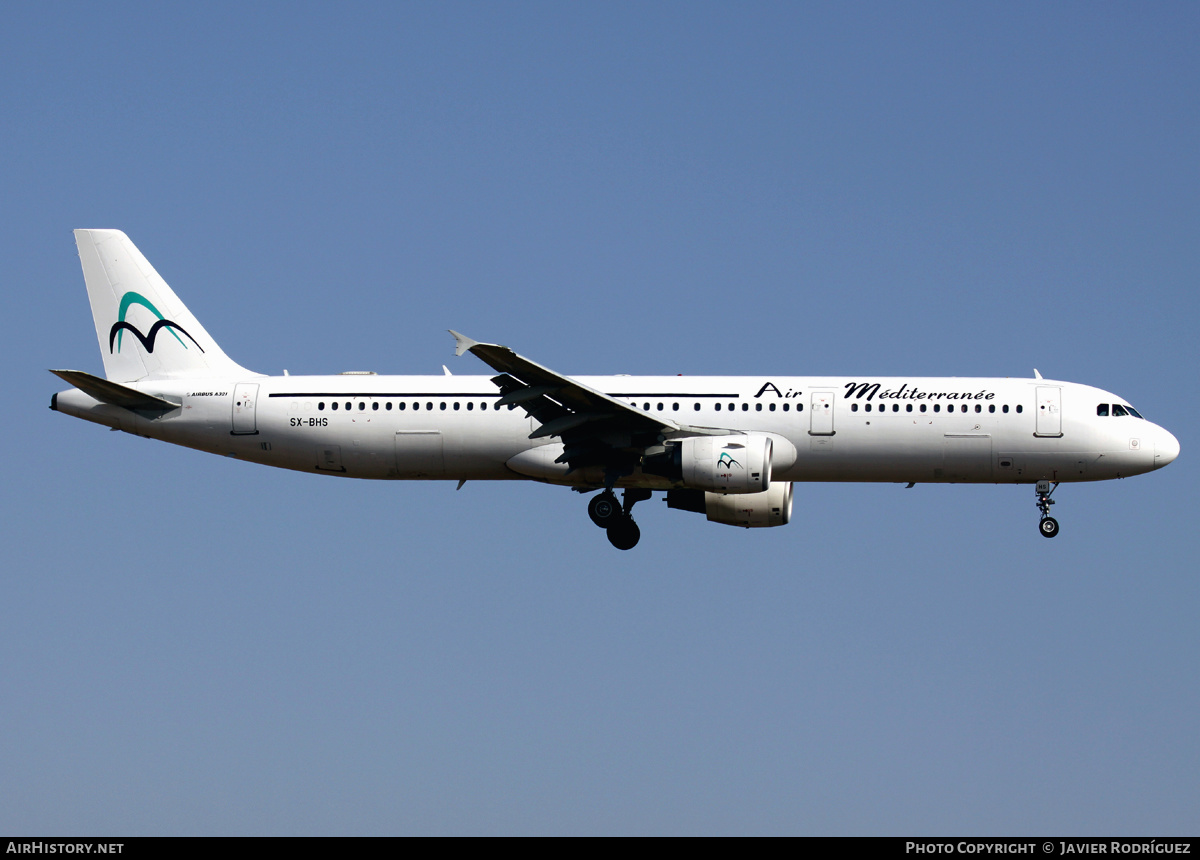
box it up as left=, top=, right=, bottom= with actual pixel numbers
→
left=1035, top=481, right=1060, bottom=538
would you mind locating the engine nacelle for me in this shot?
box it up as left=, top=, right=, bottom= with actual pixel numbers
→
left=666, top=483, right=793, bottom=528
left=679, top=434, right=772, bottom=494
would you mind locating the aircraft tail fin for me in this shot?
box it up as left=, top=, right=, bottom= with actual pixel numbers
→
left=74, top=229, right=257, bottom=382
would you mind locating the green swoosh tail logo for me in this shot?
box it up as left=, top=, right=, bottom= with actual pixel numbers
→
left=109, top=291, right=203, bottom=354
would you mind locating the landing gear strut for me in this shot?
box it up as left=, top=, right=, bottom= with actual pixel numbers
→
left=589, top=488, right=651, bottom=550
left=1035, top=480, right=1060, bottom=538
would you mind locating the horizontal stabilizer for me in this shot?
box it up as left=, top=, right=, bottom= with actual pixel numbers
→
left=49, top=369, right=179, bottom=414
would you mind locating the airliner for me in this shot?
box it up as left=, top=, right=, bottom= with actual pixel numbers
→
left=50, top=230, right=1179, bottom=549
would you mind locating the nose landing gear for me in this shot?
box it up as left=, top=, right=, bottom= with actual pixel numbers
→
left=588, top=488, right=651, bottom=550
left=1035, top=480, right=1060, bottom=538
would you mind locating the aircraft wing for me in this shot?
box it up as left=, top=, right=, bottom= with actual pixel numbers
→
left=449, top=331, right=683, bottom=476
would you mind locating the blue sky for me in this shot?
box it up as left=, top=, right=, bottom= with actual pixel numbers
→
left=3, top=2, right=1197, bottom=835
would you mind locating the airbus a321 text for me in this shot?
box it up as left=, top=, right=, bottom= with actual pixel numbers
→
left=51, top=230, right=1180, bottom=549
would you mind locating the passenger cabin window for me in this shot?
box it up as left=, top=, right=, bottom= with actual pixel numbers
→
left=1016, top=405, right=1023, bottom=413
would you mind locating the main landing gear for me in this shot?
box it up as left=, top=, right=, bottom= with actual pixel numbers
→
left=1035, top=480, right=1060, bottom=538
left=588, top=488, right=651, bottom=550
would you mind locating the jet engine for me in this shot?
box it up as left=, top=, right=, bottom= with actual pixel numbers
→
left=643, top=434, right=773, bottom=494
left=666, top=482, right=793, bottom=528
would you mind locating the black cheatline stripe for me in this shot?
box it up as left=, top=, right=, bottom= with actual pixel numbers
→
left=268, top=392, right=502, bottom=398
left=269, top=391, right=742, bottom=398
left=610, top=393, right=740, bottom=398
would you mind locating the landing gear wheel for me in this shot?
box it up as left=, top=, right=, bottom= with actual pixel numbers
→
left=606, top=517, right=641, bottom=550
left=1034, top=482, right=1061, bottom=539
left=588, top=492, right=621, bottom=528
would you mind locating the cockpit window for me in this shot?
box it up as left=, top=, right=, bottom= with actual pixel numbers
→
left=1126, top=405, right=1143, bottom=419
left=1112, top=404, right=1129, bottom=417
left=1097, top=404, right=1109, bottom=417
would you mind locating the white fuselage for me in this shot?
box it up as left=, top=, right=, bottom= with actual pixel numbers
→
left=55, top=229, right=1181, bottom=546
left=53, top=372, right=1179, bottom=487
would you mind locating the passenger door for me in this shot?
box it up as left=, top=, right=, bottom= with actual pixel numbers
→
left=1035, top=386, right=1062, bottom=437
left=809, top=391, right=835, bottom=436
left=231, top=383, right=259, bottom=435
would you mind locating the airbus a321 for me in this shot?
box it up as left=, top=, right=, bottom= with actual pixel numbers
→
left=51, top=230, right=1180, bottom=549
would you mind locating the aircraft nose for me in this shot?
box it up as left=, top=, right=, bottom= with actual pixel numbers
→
left=1155, top=427, right=1180, bottom=469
